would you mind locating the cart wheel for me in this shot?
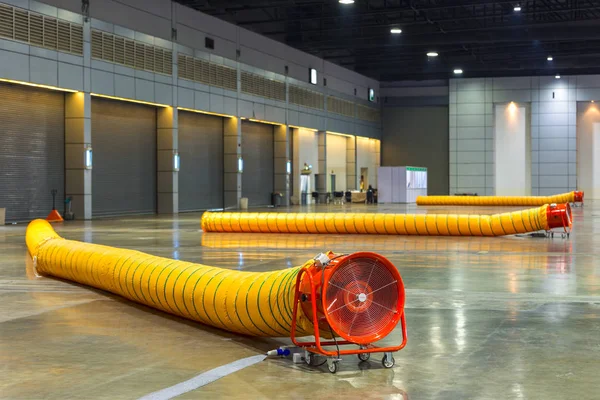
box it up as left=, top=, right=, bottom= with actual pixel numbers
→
left=304, top=352, right=312, bottom=365
left=358, top=353, right=370, bottom=362
left=382, top=354, right=395, bottom=369
left=328, top=361, right=339, bottom=374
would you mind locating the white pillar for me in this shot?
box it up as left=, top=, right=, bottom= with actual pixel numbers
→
left=494, top=103, right=531, bottom=195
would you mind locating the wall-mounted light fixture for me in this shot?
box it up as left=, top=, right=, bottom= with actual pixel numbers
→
left=286, top=160, right=291, bottom=175
left=309, top=68, right=317, bottom=85
left=91, top=93, right=169, bottom=107
left=84, top=145, right=93, bottom=170
left=173, top=151, right=180, bottom=172
left=368, top=88, right=375, bottom=102
left=0, top=78, right=78, bottom=93
left=238, top=157, right=244, bottom=173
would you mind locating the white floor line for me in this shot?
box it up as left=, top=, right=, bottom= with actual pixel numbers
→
left=137, top=355, right=267, bottom=400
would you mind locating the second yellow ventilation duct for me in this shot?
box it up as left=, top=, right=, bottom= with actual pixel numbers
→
left=201, top=204, right=571, bottom=237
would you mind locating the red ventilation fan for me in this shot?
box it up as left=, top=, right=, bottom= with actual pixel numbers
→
left=291, top=251, right=407, bottom=373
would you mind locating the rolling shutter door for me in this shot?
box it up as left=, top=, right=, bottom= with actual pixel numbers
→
left=0, top=82, right=64, bottom=223
left=178, top=111, right=224, bottom=211
left=242, top=120, right=274, bottom=206
left=91, top=98, right=156, bottom=216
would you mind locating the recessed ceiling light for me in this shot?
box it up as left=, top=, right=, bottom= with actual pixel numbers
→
left=453, top=69, right=463, bottom=74
left=427, top=52, right=439, bottom=57
left=514, top=5, right=522, bottom=11
left=390, top=28, right=402, bottom=34
left=547, top=56, right=553, bottom=61
left=339, top=0, right=354, bottom=4
left=555, top=75, right=561, bottom=79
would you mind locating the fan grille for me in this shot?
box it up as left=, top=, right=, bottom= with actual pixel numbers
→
left=324, top=256, right=400, bottom=343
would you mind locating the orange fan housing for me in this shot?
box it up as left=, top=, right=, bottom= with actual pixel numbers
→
left=298, top=252, right=405, bottom=345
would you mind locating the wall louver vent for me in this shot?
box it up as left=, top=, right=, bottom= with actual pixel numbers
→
left=0, top=3, right=83, bottom=55
left=327, top=96, right=355, bottom=118
left=241, top=71, right=286, bottom=101
left=91, top=29, right=172, bottom=75
left=356, top=104, right=381, bottom=122
left=289, top=84, right=324, bottom=110
left=177, top=53, right=237, bottom=91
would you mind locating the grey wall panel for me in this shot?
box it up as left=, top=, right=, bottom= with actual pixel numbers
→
left=0, top=82, right=65, bottom=223
left=91, top=98, right=156, bottom=216
left=242, top=120, right=274, bottom=206
left=178, top=111, right=224, bottom=211
left=382, top=106, right=449, bottom=195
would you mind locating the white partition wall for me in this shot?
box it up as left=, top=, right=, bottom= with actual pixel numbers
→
left=577, top=102, right=600, bottom=199
left=494, top=103, right=531, bottom=195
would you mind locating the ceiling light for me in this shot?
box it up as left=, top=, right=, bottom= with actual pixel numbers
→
left=427, top=52, right=438, bottom=57
left=339, top=0, right=354, bottom=4
left=547, top=56, right=553, bottom=61
left=514, top=5, right=522, bottom=11
left=591, top=100, right=595, bottom=103
left=555, top=75, right=561, bottom=79
left=453, top=69, right=463, bottom=74
left=390, top=28, right=402, bottom=34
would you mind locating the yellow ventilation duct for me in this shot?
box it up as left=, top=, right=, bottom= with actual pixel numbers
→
left=25, top=219, right=407, bottom=344
left=26, top=219, right=314, bottom=337
left=416, top=191, right=583, bottom=206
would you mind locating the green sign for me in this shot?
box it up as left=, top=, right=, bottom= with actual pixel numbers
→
left=407, top=167, right=427, bottom=172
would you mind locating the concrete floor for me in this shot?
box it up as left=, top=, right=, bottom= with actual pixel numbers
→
left=1, top=202, right=599, bottom=399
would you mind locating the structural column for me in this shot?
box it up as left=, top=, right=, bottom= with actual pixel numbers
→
left=347, top=136, right=357, bottom=190
left=274, top=125, right=290, bottom=206
left=374, top=139, right=381, bottom=187
left=157, top=107, right=178, bottom=213
left=65, top=92, right=92, bottom=219
left=224, top=117, right=242, bottom=209
left=317, top=130, right=327, bottom=193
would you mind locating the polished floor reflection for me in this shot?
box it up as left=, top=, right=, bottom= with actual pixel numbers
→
left=1, top=202, right=599, bottom=399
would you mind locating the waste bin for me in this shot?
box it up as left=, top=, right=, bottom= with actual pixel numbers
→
left=240, top=197, right=249, bottom=210
left=300, top=192, right=307, bottom=205
left=318, top=192, right=329, bottom=204
left=272, top=192, right=282, bottom=207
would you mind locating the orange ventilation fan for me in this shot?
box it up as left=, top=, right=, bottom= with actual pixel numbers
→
left=546, top=203, right=573, bottom=238
left=291, top=252, right=407, bottom=373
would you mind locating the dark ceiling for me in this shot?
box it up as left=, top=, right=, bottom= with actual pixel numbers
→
left=174, top=0, right=600, bottom=81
